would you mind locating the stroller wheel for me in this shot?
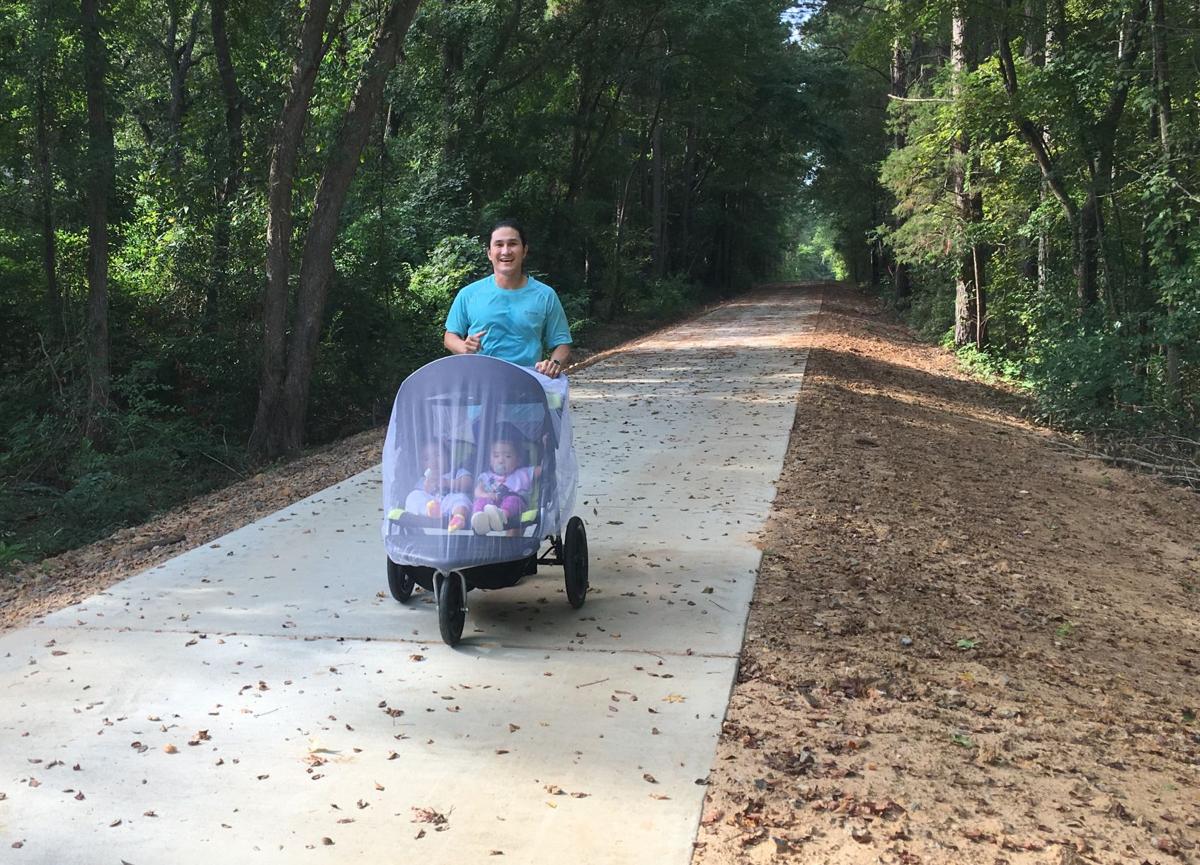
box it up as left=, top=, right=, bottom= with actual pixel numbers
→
left=436, top=572, right=467, bottom=646
left=386, top=558, right=415, bottom=602
left=563, top=516, right=589, bottom=609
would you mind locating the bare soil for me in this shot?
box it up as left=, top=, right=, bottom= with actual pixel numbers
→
left=4, top=284, right=1198, bottom=865
left=692, top=285, right=1200, bottom=865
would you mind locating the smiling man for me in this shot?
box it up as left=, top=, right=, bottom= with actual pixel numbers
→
left=442, top=219, right=573, bottom=377
left=443, top=221, right=573, bottom=377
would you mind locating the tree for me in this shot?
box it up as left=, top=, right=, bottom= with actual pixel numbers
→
left=997, top=0, right=1149, bottom=310
left=249, top=0, right=422, bottom=460
left=80, top=0, right=113, bottom=438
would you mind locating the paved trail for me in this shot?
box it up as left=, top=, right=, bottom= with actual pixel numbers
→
left=0, top=288, right=819, bottom=864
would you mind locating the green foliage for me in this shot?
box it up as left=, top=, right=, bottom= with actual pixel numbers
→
left=0, top=541, right=29, bottom=572
left=628, top=275, right=702, bottom=322
left=0, top=353, right=248, bottom=561
left=802, top=0, right=1200, bottom=440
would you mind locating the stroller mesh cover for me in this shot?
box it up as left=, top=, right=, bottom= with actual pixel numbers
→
left=381, top=354, right=578, bottom=572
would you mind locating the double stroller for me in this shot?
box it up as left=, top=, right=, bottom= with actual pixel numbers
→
left=380, top=354, right=589, bottom=645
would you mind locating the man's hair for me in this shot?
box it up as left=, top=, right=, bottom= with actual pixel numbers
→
left=488, top=218, right=527, bottom=247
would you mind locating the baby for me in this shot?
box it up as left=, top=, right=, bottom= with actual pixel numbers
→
left=471, top=436, right=536, bottom=535
left=405, top=440, right=473, bottom=532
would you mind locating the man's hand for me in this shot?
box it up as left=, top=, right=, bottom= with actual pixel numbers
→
left=445, top=330, right=487, bottom=355
left=464, top=330, right=486, bottom=353
left=535, top=357, right=564, bottom=378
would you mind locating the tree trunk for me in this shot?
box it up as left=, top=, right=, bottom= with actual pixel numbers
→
left=81, top=0, right=113, bottom=439
left=164, top=3, right=203, bottom=177
left=1075, top=188, right=1101, bottom=309
left=951, top=4, right=980, bottom=347
left=251, top=0, right=421, bottom=460
left=208, top=0, right=244, bottom=331
left=889, top=37, right=910, bottom=300
left=651, top=117, right=667, bottom=279
left=1149, top=0, right=1181, bottom=402
left=35, top=58, right=62, bottom=345
left=249, top=0, right=338, bottom=461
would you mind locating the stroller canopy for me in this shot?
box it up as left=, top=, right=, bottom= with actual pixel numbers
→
left=381, top=354, right=577, bottom=572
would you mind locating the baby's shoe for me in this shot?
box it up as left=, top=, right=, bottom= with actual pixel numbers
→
left=447, top=513, right=465, bottom=532
left=471, top=511, right=491, bottom=535
left=426, top=500, right=441, bottom=519
left=484, top=504, right=506, bottom=532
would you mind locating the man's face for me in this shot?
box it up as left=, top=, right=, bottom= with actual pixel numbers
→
left=490, top=441, right=521, bottom=475
left=488, top=227, right=526, bottom=281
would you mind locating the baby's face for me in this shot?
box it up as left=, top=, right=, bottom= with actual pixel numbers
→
left=490, top=441, right=520, bottom=475
left=420, top=444, right=444, bottom=472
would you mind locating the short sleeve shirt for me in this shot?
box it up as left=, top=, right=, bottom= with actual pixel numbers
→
left=445, top=275, right=573, bottom=368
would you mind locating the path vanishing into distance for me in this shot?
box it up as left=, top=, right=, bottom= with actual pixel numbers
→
left=0, top=288, right=819, bottom=864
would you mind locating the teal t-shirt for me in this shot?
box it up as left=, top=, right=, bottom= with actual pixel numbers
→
left=444, top=275, right=573, bottom=368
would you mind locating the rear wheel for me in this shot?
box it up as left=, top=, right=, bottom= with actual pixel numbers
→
left=563, top=517, right=589, bottom=609
left=437, top=573, right=467, bottom=646
left=386, top=558, right=414, bottom=602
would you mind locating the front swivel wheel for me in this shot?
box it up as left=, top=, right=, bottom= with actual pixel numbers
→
left=436, top=572, right=467, bottom=646
left=386, top=558, right=415, bottom=602
left=563, top=516, right=589, bottom=609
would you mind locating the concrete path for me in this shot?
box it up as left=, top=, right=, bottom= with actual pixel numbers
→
left=0, top=288, right=819, bottom=864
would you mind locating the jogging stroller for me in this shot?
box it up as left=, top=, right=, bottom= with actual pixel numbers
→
left=380, top=354, right=588, bottom=646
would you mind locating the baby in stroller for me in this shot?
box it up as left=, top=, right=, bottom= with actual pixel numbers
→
left=471, top=427, right=538, bottom=535
left=406, top=440, right=474, bottom=532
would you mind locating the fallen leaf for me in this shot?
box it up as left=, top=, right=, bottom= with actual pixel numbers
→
left=411, top=807, right=448, bottom=825
left=663, top=694, right=686, bottom=703
left=643, top=773, right=658, bottom=784
left=163, top=744, right=178, bottom=754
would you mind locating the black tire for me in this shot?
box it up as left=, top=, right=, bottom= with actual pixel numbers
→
left=563, top=516, right=589, bottom=609
left=437, top=573, right=467, bottom=646
left=386, top=558, right=415, bottom=602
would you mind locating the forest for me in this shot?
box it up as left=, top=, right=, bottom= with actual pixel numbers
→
left=1, top=0, right=1197, bottom=568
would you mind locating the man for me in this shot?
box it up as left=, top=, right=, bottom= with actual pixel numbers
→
left=443, top=220, right=572, bottom=378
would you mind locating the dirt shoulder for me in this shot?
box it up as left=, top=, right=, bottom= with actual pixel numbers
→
left=693, top=284, right=1200, bottom=864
